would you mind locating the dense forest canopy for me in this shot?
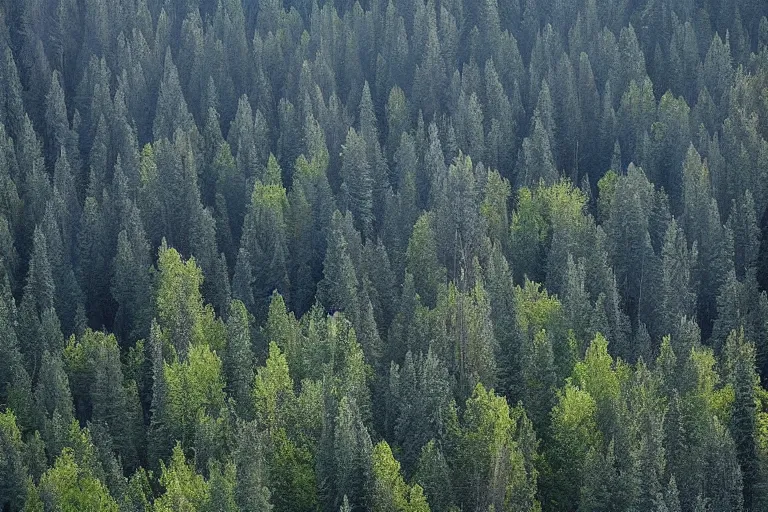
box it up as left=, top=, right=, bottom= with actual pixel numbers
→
left=1, top=0, right=768, bottom=510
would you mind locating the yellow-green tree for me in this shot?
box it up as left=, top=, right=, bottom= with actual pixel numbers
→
left=155, top=241, right=225, bottom=359
left=164, top=344, right=226, bottom=447
left=154, top=444, right=209, bottom=512
left=37, top=448, right=118, bottom=512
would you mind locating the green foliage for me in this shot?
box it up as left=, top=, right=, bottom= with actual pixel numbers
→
left=224, top=300, right=254, bottom=419
left=370, top=440, right=432, bottom=512
left=4, top=1, right=768, bottom=511
left=430, top=280, right=498, bottom=397
left=0, top=409, right=28, bottom=510
left=164, top=344, right=226, bottom=448
left=724, top=328, right=763, bottom=509
left=263, top=292, right=304, bottom=381
left=63, top=329, right=140, bottom=469
left=406, top=213, right=445, bottom=309
left=340, top=128, right=374, bottom=239
left=333, top=395, right=373, bottom=510
left=545, top=384, right=601, bottom=510
left=510, top=181, right=588, bottom=284
left=453, top=384, right=539, bottom=512
left=241, top=177, right=291, bottom=322
left=253, top=341, right=294, bottom=433
left=413, top=440, right=454, bottom=512
left=233, top=421, right=272, bottom=512
left=156, top=242, right=225, bottom=358
left=37, top=448, right=118, bottom=512
left=154, top=444, right=209, bottom=512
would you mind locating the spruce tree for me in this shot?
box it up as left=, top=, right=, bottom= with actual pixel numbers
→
left=333, top=395, right=372, bottom=511
left=317, top=211, right=360, bottom=320
left=724, top=328, right=762, bottom=510
left=340, top=128, right=374, bottom=239
left=225, top=300, right=255, bottom=420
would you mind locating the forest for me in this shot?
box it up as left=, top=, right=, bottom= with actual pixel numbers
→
left=1, top=0, right=768, bottom=510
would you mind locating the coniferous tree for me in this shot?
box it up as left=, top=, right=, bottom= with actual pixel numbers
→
left=659, top=218, right=696, bottom=337
left=111, top=210, right=152, bottom=346
left=406, top=213, right=444, bottom=309
left=225, top=300, right=255, bottom=420
left=233, top=420, right=273, bottom=512
left=1, top=1, right=768, bottom=509
left=153, top=49, right=196, bottom=142
left=333, top=395, right=373, bottom=511
left=453, top=384, right=538, bottom=512
left=724, top=328, right=762, bottom=510
left=340, top=128, right=374, bottom=239
left=0, top=410, right=29, bottom=510
left=517, top=111, right=559, bottom=187
left=318, top=211, right=361, bottom=321
left=19, top=228, right=55, bottom=376
left=240, top=168, right=291, bottom=322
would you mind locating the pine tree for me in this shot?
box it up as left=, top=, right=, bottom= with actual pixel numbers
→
left=546, top=383, right=602, bottom=510
left=724, top=328, right=762, bottom=510
left=155, top=242, right=225, bottom=360
left=147, top=320, right=172, bottom=469
left=0, top=44, right=26, bottom=140
left=453, top=383, right=538, bottom=512
left=578, top=442, right=620, bottom=512
left=86, top=332, right=139, bottom=470
left=681, top=146, right=732, bottom=330
left=77, top=196, right=111, bottom=329
left=206, top=462, right=239, bottom=512
left=412, top=5, right=445, bottom=121
left=406, top=213, right=445, bottom=309
left=44, top=70, right=80, bottom=172
left=289, top=143, right=335, bottom=316
left=17, top=115, right=51, bottom=257
left=517, top=112, right=558, bottom=187
left=400, top=350, right=456, bottom=476
left=153, top=48, right=196, bottom=142
left=111, top=210, right=152, bottom=345
left=340, top=128, right=374, bottom=239
left=603, top=164, right=662, bottom=331
left=0, top=273, right=21, bottom=401
left=318, top=211, right=361, bottom=320
left=413, top=440, right=453, bottom=512
left=165, top=342, right=226, bottom=450
left=35, top=350, right=74, bottom=454
left=233, top=421, right=273, bottom=512
left=358, top=82, right=390, bottom=230
left=37, top=447, right=119, bottom=512
left=432, top=280, right=498, bottom=398
left=253, top=341, right=294, bottom=434
left=240, top=173, right=291, bottom=322
left=154, top=443, right=210, bottom=511
left=432, top=154, right=487, bottom=278
left=369, top=440, right=409, bottom=512
left=659, top=218, right=696, bottom=337
left=729, top=191, right=760, bottom=279
left=232, top=248, right=256, bottom=314
left=0, top=410, right=28, bottom=511
left=333, top=395, right=373, bottom=510
left=19, top=228, right=55, bottom=376
left=225, top=300, right=255, bottom=420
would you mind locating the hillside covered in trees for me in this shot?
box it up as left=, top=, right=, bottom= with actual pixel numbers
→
left=2, top=0, right=768, bottom=510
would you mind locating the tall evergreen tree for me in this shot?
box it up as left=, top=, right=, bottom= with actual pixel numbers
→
left=724, top=328, right=762, bottom=510
left=340, top=128, right=374, bottom=239
left=225, top=300, right=254, bottom=420
left=240, top=169, right=291, bottom=322
left=318, top=211, right=361, bottom=321
left=333, top=395, right=373, bottom=511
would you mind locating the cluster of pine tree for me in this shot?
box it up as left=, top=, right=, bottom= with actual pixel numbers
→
left=1, top=0, right=768, bottom=510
